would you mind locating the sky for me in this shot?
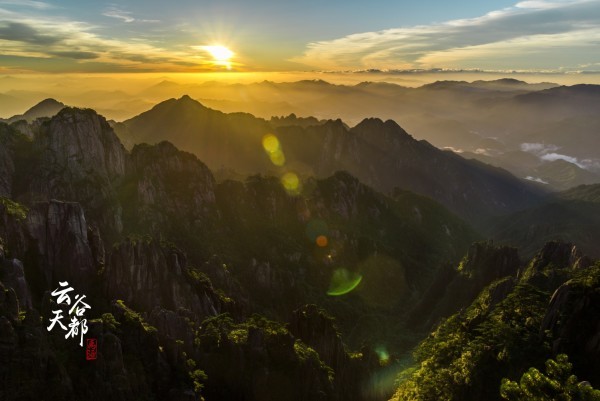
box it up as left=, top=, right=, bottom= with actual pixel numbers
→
left=0, top=0, right=599, bottom=73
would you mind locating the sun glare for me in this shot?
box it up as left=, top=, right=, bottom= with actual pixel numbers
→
left=203, top=45, right=234, bottom=62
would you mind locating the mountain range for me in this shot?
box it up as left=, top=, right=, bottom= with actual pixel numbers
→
left=1, top=90, right=599, bottom=400
left=4, top=78, right=600, bottom=192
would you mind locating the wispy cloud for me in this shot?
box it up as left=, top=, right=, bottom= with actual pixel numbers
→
left=0, top=1, right=52, bottom=10
left=0, top=15, right=219, bottom=71
left=292, top=0, right=600, bottom=71
left=0, top=21, right=62, bottom=45
left=103, top=6, right=159, bottom=24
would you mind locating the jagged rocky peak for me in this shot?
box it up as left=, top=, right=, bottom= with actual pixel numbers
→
left=528, top=241, right=592, bottom=273
left=39, top=107, right=127, bottom=179
left=315, top=171, right=371, bottom=219
left=540, top=267, right=600, bottom=384
left=158, top=94, right=208, bottom=111
left=351, top=117, right=414, bottom=149
left=128, top=141, right=217, bottom=222
left=458, top=241, right=520, bottom=279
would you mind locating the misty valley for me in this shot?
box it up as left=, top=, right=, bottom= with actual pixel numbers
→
left=1, top=79, right=600, bottom=401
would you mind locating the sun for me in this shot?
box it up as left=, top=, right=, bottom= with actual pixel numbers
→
left=203, top=45, right=234, bottom=62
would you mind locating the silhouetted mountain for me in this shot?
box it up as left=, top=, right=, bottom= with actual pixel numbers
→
left=118, top=95, right=274, bottom=173
left=118, top=97, right=545, bottom=225
left=6, top=98, right=65, bottom=123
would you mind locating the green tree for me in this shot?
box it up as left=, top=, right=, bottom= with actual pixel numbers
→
left=501, top=354, right=600, bottom=401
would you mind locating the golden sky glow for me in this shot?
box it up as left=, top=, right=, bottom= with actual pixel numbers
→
left=0, top=1, right=599, bottom=73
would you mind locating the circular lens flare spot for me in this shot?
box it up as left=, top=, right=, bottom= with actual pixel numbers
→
left=375, top=346, right=390, bottom=365
left=269, top=150, right=286, bottom=166
left=262, top=134, right=280, bottom=153
left=316, top=235, right=328, bottom=247
left=281, top=172, right=300, bottom=195
left=327, top=268, right=363, bottom=296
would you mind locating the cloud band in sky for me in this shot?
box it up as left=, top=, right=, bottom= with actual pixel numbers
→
left=292, top=0, right=600, bottom=71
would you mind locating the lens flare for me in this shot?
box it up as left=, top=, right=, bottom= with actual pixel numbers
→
left=327, top=268, right=363, bottom=296
left=262, top=134, right=280, bottom=153
left=316, top=235, right=328, bottom=247
left=269, top=150, right=286, bottom=166
left=281, top=172, right=300, bottom=195
left=375, top=346, right=390, bottom=365
left=263, top=134, right=286, bottom=166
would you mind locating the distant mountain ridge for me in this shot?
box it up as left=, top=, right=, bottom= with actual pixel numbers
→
left=4, top=98, right=65, bottom=123
left=117, top=95, right=546, bottom=225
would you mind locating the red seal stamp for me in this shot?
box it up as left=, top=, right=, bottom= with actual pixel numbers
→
left=86, top=338, right=97, bottom=360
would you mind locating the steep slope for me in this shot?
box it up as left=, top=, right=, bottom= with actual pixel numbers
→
left=278, top=118, right=544, bottom=223
left=393, top=242, right=600, bottom=401
left=0, top=106, right=483, bottom=401
left=488, top=185, right=600, bottom=259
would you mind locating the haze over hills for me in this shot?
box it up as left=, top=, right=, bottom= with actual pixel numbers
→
left=113, top=78, right=600, bottom=191
left=114, top=95, right=546, bottom=226
left=3, top=78, right=600, bottom=191
left=488, top=184, right=600, bottom=259
left=1, top=87, right=599, bottom=400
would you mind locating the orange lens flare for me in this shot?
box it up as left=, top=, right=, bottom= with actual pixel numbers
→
left=316, top=235, right=328, bottom=247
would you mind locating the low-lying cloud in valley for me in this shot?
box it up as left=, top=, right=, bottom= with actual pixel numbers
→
left=520, top=142, right=600, bottom=170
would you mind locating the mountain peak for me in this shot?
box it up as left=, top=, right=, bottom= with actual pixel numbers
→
left=353, top=117, right=410, bottom=137
left=8, top=98, right=65, bottom=123
left=34, top=98, right=64, bottom=108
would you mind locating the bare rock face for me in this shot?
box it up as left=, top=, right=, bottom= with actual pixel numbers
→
left=290, top=304, right=384, bottom=401
left=290, top=304, right=346, bottom=370
left=27, top=108, right=127, bottom=236
left=527, top=241, right=592, bottom=273
left=26, top=200, right=96, bottom=294
left=126, top=141, right=217, bottom=230
left=541, top=276, right=600, bottom=384
left=37, top=107, right=126, bottom=181
left=0, top=144, right=13, bottom=197
left=104, top=238, right=225, bottom=322
left=0, top=256, right=32, bottom=311
left=409, top=242, right=521, bottom=330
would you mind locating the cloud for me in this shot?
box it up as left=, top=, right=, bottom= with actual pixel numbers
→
left=525, top=176, right=549, bottom=184
left=520, top=142, right=588, bottom=168
left=0, top=13, right=221, bottom=72
left=48, top=50, right=100, bottom=60
left=103, top=7, right=159, bottom=24
left=520, top=142, right=559, bottom=153
left=0, top=21, right=62, bottom=45
left=540, top=152, right=586, bottom=167
left=103, top=8, right=135, bottom=23
left=292, top=0, right=600, bottom=71
left=0, top=1, right=52, bottom=9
